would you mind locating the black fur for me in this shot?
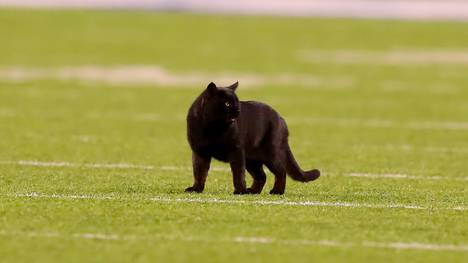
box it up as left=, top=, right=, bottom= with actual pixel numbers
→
left=186, top=82, right=320, bottom=195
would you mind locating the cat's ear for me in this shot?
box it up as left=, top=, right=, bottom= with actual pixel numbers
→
left=207, top=82, right=218, bottom=94
left=227, top=81, right=239, bottom=92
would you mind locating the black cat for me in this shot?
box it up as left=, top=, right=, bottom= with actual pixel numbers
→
left=186, top=82, right=320, bottom=195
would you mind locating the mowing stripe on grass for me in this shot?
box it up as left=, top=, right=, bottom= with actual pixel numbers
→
left=1, top=230, right=467, bottom=252
left=356, top=144, right=468, bottom=154
left=290, top=117, right=468, bottom=131
left=0, top=66, right=352, bottom=88
left=298, top=49, right=468, bottom=65
left=10, top=193, right=467, bottom=211
left=2, top=110, right=468, bottom=131
left=0, top=108, right=16, bottom=117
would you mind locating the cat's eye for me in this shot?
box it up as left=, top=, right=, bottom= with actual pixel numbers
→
left=225, top=102, right=230, bottom=107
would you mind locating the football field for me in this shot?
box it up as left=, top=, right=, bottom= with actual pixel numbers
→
left=0, top=9, right=467, bottom=262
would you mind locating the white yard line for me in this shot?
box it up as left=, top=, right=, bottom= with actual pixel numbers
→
left=10, top=192, right=467, bottom=211
left=0, top=66, right=352, bottom=88
left=84, top=163, right=153, bottom=169
left=72, top=135, right=97, bottom=143
left=161, top=165, right=229, bottom=172
left=14, top=193, right=115, bottom=201
left=149, top=196, right=427, bottom=210
left=0, top=230, right=467, bottom=252
left=361, top=241, right=468, bottom=252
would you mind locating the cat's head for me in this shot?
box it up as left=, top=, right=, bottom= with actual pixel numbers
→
left=201, top=81, right=240, bottom=124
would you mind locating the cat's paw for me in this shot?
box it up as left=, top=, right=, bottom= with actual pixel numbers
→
left=269, top=189, right=284, bottom=195
left=233, top=189, right=248, bottom=195
left=246, top=188, right=262, bottom=194
left=185, top=186, right=203, bottom=193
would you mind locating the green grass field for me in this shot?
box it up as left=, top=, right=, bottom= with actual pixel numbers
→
left=0, top=9, right=467, bottom=262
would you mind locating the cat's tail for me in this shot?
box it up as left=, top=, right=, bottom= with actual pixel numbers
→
left=285, top=145, right=320, bottom=182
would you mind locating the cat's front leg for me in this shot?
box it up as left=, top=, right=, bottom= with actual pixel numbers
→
left=185, top=151, right=211, bottom=193
left=230, top=151, right=247, bottom=194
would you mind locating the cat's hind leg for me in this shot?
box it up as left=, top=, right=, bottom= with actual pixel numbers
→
left=265, top=161, right=287, bottom=195
left=246, top=160, right=267, bottom=194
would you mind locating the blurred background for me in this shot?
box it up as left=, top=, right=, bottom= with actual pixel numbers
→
left=2, top=0, right=468, bottom=20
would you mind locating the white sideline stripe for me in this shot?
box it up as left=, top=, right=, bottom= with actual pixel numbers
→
left=0, top=160, right=154, bottom=170
left=0, top=230, right=467, bottom=252
left=11, top=193, right=467, bottom=211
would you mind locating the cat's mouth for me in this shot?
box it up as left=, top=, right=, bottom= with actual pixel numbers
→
left=227, top=109, right=240, bottom=123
